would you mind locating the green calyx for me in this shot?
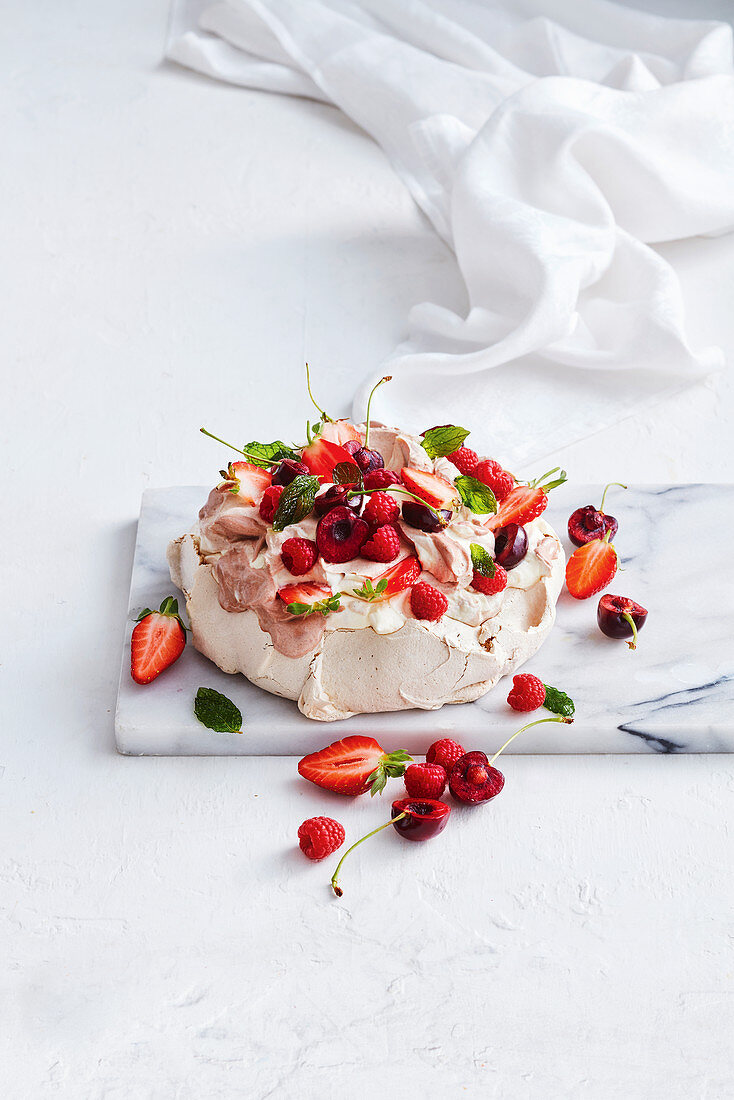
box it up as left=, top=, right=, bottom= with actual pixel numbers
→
left=136, top=596, right=187, bottom=631
left=366, top=750, right=413, bottom=796
left=351, top=577, right=389, bottom=602
left=527, top=466, right=568, bottom=492
left=286, top=593, right=342, bottom=618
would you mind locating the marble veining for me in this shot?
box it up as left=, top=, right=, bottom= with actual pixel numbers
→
left=115, top=484, right=734, bottom=755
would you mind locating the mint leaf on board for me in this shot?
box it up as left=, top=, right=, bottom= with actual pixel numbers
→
left=542, top=684, right=575, bottom=718
left=470, top=543, right=496, bottom=578
left=421, top=425, right=470, bottom=460
left=194, top=687, right=242, bottom=733
left=351, top=577, right=389, bottom=602
left=243, top=440, right=300, bottom=468
left=286, top=593, right=342, bottom=617
left=454, top=476, right=498, bottom=515
left=272, top=474, right=320, bottom=531
left=332, top=461, right=362, bottom=487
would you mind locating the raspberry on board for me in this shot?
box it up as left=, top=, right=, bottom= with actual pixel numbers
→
left=404, top=763, right=447, bottom=799
left=297, top=817, right=346, bottom=861
left=426, top=738, right=466, bottom=774
left=507, top=673, right=546, bottom=712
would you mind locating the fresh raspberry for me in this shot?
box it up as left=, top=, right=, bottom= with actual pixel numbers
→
left=426, top=738, right=466, bottom=774
left=471, top=564, right=508, bottom=595
left=259, top=484, right=284, bottom=523
left=281, top=537, right=318, bottom=575
left=297, top=817, right=345, bottom=861
left=474, top=459, right=515, bottom=502
left=361, top=524, right=401, bottom=563
left=410, top=581, right=449, bottom=622
left=448, top=446, right=479, bottom=474
left=363, top=468, right=401, bottom=490
left=363, top=491, right=400, bottom=528
left=507, top=673, right=546, bottom=712
left=404, top=763, right=447, bottom=799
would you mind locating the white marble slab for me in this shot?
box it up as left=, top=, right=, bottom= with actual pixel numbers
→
left=115, top=484, right=734, bottom=755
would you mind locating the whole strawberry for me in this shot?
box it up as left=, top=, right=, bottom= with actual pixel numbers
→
left=410, top=581, right=448, bottom=622
left=426, top=738, right=465, bottom=775
left=507, top=673, right=546, bottom=712
left=404, top=763, right=447, bottom=799
left=298, top=817, right=345, bottom=861
left=363, top=491, right=400, bottom=528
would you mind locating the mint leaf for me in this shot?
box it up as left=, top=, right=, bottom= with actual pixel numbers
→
left=243, top=440, right=300, bottom=468
left=421, top=425, right=470, bottom=460
left=351, top=577, right=388, bottom=602
left=455, top=476, right=497, bottom=515
left=286, top=593, right=341, bottom=617
left=194, top=687, right=242, bottom=733
left=332, top=462, right=362, bottom=486
left=542, top=684, right=575, bottom=718
left=470, top=543, right=496, bottom=578
left=272, top=474, right=320, bottom=531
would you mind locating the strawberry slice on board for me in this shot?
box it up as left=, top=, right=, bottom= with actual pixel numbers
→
left=486, top=467, right=567, bottom=532
left=400, top=467, right=457, bottom=510
left=298, top=735, right=413, bottom=796
left=220, top=461, right=272, bottom=505
left=565, top=534, right=618, bottom=599
left=130, top=596, right=187, bottom=684
left=350, top=555, right=422, bottom=603
left=301, top=437, right=356, bottom=482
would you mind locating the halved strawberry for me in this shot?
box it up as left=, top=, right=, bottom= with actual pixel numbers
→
left=486, top=467, right=566, bottom=531
left=400, top=467, right=457, bottom=510
left=351, top=555, right=421, bottom=602
left=278, top=582, right=333, bottom=607
left=222, top=461, right=272, bottom=504
left=131, top=596, right=186, bottom=684
left=319, top=419, right=362, bottom=446
left=566, top=535, right=618, bottom=599
left=298, top=735, right=412, bottom=796
left=301, top=437, right=355, bottom=482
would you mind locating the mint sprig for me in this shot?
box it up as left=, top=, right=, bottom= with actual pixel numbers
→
left=454, top=476, right=497, bottom=515
left=470, top=543, right=496, bottom=579
left=286, top=593, right=342, bottom=617
left=243, top=439, right=300, bottom=469
left=421, top=424, right=470, bottom=460
left=194, top=687, right=242, bottom=733
left=351, top=577, right=389, bottom=602
left=542, top=684, right=575, bottom=718
left=272, top=474, right=320, bottom=531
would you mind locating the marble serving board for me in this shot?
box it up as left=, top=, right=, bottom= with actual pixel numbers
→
left=115, top=484, right=734, bottom=756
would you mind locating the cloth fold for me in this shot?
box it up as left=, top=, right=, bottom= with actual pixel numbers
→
left=168, top=0, right=734, bottom=463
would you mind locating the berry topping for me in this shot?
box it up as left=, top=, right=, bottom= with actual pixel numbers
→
left=130, top=596, right=187, bottom=685
left=363, top=491, right=400, bottom=528
left=390, top=798, right=451, bottom=842
left=448, top=751, right=505, bottom=804
left=471, top=563, right=508, bottom=594
left=364, top=468, right=402, bottom=490
left=473, top=459, right=514, bottom=501
left=493, top=523, right=528, bottom=570
left=410, top=581, right=449, bottom=622
left=597, top=593, right=648, bottom=649
left=361, top=524, right=401, bottom=563
left=401, top=467, right=457, bottom=510
left=354, top=447, right=385, bottom=475
left=401, top=501, right=452, bottom=533
left=448, top=446, right=479, bottom=474
left=301, top=437, right=356, bottom=482
left=314, top=484, right=363, bottom=516
left=426, top=738, right=466, bottom=774
left=281, top=537, right=318, bottom=576
left=507, top=673, right=546, bottom=712
left=403, top=763, right=447, bottom=799
left=222, top=461, right=273, bottom=504
left=278, top=582, right=339, bottom=617
left=297, top=817, right=345, bottom=861
left=351, top=555, right=422, bottom=602
left=316, top=505, right=370, bottom=563
left=342, top=439, right=362, bottom=456
left=568, top=483, right=626, bottom=547
left=487, top=467, right=566, bottom=532
left=259, top=484, right=284, bottom=523
left=566, top=534, right=618, bottom=599
left=298, top=735, right=412, bottom=797
left=272, top=458, right=310, bottom=487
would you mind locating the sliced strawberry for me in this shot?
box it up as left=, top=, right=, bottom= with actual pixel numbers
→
left=486, top=485, right=547, bottom=531
left=224, top=461, right=272, bottom=505
left=301, top=437, right=355, bottom=482
left=351, top=555, right=421, bottom=603
left=278, top=582, right=332, bottom=607
left=566, top=536, right=618, bottom=599
left=298, top=735, right=412, bottom=796
left=400, top=467, right=457, bottom=510
left=131, top=596, right=186, bottom=684
left=319, top=419, right=362, bottom=446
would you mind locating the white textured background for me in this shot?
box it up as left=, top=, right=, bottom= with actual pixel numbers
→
left=3, top=2, right=734, bottom=1097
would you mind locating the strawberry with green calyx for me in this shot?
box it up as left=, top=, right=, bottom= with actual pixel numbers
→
left=565, top=529, right=618, bottom=599
left=217, top=461, right=272, bottom=504
left=350, top=555, right=422, bottom=603
left=301, top=435, right=356, bottom=481
left=278, top=583, right=342, bottom=617
left=131, top=597, right=187, bottom=684
left=486, top=466, right=567, bottom=532
left=298, top=734, right=412, bottom=797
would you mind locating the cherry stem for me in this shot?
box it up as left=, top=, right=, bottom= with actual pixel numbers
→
left=488, top=715, right=573, bottom=767
left=621, top=611, right=639, bottom=650
left=330, top=812, right=406, bottom=897
left=349, top=483, right=443, bottom=521
left=200, top=428, right=279, bottom=467
left=305, top=362, right=332, bottom=423
left=363, top=376, right=392, bottom=449
left=599, top=482, right=627, bottom=513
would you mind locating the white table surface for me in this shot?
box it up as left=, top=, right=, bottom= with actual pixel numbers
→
left=4, top=2, right=734, bottom=1096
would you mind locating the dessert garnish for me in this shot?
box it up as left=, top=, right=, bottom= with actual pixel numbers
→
left=403, top=763, right=447, bottom=799
left=507, top=674, right=575, bottom=716
left=410, top=581, right=449, bottom=622
left=330, top=798, right=451, bottom=896
left=597, top=594, right=648, bottom=649
left=487, top=467, right=568, bottom=531
left=425, top=738, right=466, bottom=775
left=297, top=735, right=413, bottom=796
left=277, top=584, right=341, bottom=617
left=281, top=537, right=318, bottom=575
left=493, top=523, right=528, bottom=570
left=193, top=686, right=243, bottom=733
left=568, top=483, right=626, bottom=546
left=473, top=458, right=514, bottom=501
left=130, top=596, right=187, bottom=684
left=566, top=530, right=618, bottom=599
left=298, top=817, right=345, bottom=862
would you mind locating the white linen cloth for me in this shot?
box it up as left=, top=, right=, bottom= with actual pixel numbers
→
left=168, top=0, right=734, bottom=464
